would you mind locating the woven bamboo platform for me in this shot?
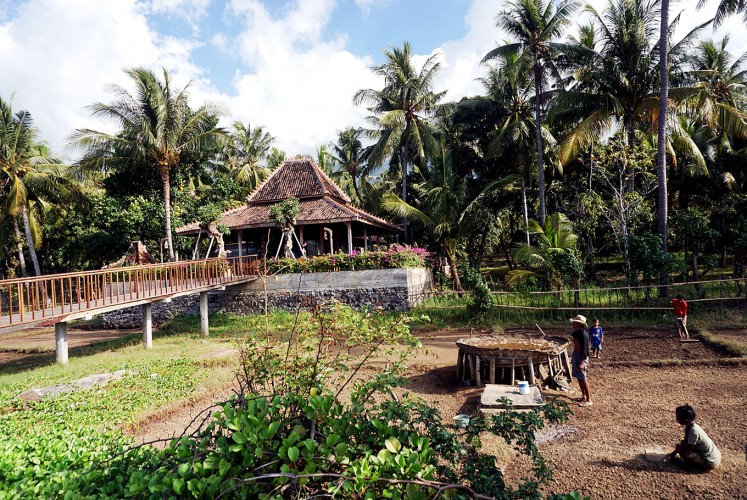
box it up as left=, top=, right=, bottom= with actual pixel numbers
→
left=456, top=334, right=572, bottom=387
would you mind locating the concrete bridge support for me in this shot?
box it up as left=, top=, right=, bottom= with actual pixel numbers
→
left=200, top=291, right=209, bottom=337
left=55, top=322, right=68, bottom=365
left=142, top=303, right=152, bottom=349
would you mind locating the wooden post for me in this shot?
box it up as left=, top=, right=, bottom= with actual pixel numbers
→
left=547, top=355, right=555, bottom=379
left=299, top=226, right=304, bottom=246
left=561, top=351, right=573, bottom=380
left=475, top=356, right=482, bottom=386
left=55, top=322, right=68, bottom=365
left=142, top=303, right=152, bottom=349
left=468, top=355, right=476, bottom=384
left=456, top=348, right=463, bottom=378
left=200, top=291, right=209, bottom=337
left=510, top=358, right=515, bottom=385
left=346, top=221, right=353, bottom=254
left=364, top=227, right=368, bottom=251
left=527, top=356, right=535, bottom=385
left=237, top=230, right=243, bottom=257
left=489, top=358, right=496, bottom=384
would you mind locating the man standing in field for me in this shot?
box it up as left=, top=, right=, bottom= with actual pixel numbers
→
left=570, top=315, right=592, bottom=407
left=672, top=294, right=689, bottom=339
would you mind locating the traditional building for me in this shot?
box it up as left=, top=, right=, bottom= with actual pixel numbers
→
left=176, top=158, right=401, bottom=258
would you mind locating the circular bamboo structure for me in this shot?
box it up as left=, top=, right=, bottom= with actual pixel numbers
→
left=456, top=335, right=572, bottom=387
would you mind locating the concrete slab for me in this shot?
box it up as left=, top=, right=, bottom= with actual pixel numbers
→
left=480, top=383, right=545, bottom=409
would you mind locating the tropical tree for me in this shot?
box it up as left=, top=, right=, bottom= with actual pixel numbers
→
left=70, top=67, right=225, bottom=261
left=223, top=121, right=274, bottom=195
left=657, top=0, right=671, bottom=284
left=506, top=212, right=581, bottom=290
left=476, top=53, right=557, bottom=244
left=354, top=42, right=445, bottom=242
left=0, top=97, right=77, bottom=276
left=383, top=141, right=510, bottom=292
left=555, top=0, right=709, bottom=191
left=483, top=0, right=580, bottom=226
left=708, top=0, right=747, bottom=27
left=328, top=128, right=369, bottom=205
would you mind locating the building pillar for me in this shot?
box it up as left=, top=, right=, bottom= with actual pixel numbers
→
left=55, top=322, right=68, bottom=365
left=299, top=226, right=304, bottom=245
left=346, top=222, right=353, bottom=254
left=364, top=227, right=368, bottom=251
left=200, top=291, right=209, bottom=337
left=237, top=230, right=243, bottom=257
left=142, top=303, right=152, bottom=349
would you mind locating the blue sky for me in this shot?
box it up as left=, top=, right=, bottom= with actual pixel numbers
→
left=0, top=0, right=744, bottom=158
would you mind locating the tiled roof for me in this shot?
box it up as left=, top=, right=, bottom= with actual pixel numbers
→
left=247, top=159, right=350, bottom=203
left=175, top=159, right=400, bottom=235
left=176, top=197, right=399, bottom=234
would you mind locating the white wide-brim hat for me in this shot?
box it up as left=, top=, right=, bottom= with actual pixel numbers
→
left=569, top=314, right=587, bottom=327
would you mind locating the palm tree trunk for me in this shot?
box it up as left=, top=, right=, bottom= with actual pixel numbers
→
left=22, top=206, right=42, bottom=276
left=657, top=0, right=670, bottom=296
left=521, top=180, right=530, bottom=245
left=625, top=118, right=636, bottom=192
left=446, top=249, right=464, bottom=292
left=160, top=166, right=175, bottom=261
left=12, top=218, right=28, bottom=278
left=351, top=175, right=363, bottom=206
left=401, top=133, right=410, bottom=244
left=533, top=62, right=547, bottom=227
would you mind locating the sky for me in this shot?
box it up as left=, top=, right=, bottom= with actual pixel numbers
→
left=0, top=0, right=745, bottom=161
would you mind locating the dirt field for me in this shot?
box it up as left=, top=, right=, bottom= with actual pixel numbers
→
left=406, top=326, right=747, bottom=499
left=2, top=323, right=746, bottom=498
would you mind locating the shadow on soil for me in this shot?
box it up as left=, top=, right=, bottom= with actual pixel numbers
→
left=591, top=456, right=713, bottom=475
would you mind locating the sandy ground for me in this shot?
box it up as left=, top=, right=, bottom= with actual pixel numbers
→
left=2, top=323, right=746, bottom=499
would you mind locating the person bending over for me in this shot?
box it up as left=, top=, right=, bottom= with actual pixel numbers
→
left=667, top=404, right=721, bottom=470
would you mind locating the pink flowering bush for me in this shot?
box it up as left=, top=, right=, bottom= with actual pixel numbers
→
left=266, top=245, right=429, bottom=273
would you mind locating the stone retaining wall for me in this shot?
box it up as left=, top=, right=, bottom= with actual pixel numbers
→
left=102, top=268, right=432, bottom=328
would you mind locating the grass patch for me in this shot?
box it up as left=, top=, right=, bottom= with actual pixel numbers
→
left=699, top=329, right=747, bottom=358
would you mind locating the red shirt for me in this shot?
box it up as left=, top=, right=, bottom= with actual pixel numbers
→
left=672, top=298, right=688, bottom=317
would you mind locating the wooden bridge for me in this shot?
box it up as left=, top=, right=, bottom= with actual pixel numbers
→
left=0, top=256, right=259, bottom=364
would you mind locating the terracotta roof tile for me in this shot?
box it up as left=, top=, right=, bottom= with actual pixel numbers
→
left=247, top=159, right=350, bottom=203
left=176, top=158, right=401, bottom=235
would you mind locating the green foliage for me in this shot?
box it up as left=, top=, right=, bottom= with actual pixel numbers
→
left=269, top=197, right=300, bottom=228
left=267, top=245, right=429, bottom=273
left=628, top=232, right=684, bottom=285
left=0, top=306, right=573, bottom=498
left=508, top=212, right=582, bottom=291
left=467, top=280, right=495, bottom=320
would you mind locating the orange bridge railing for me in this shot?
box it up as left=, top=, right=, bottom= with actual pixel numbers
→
left=0, top=256, right=259, bottom=329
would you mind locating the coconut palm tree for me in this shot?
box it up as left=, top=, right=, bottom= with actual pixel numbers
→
left=708, top=0, right=747, bottom=27
left=354, top=42, right=445, bottom=243
left=657, top=0, right=671, bottom=283
left=70, top=67, right=225, bottom=261
left=483, top=0, right=580, bottom=226
left=555, top=0, right=709, bottom=191
left=468, top=53, right=557, bottom=244
left=0, top=97, right=77, bottom=276
left=224, top=121, right=274, bottom=195
left=328, top=128, right=369, bottom=205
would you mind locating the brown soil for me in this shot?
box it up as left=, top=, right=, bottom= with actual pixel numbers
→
left=4, top=323, right=746, bottom=498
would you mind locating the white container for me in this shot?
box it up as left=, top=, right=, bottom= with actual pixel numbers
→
left=453, top=414, right=470, bottom=428
left=518, top=381, right=530, bottom=395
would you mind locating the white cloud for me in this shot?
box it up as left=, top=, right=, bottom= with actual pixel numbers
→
left=355, top=0, right=392, bottom=15
left=222, top=0, right=380, bottom=156
left=2, top=0, right=747, bottom=164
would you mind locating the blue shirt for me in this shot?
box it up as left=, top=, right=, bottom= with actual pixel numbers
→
left=589, top=326, right=604, bottom=345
